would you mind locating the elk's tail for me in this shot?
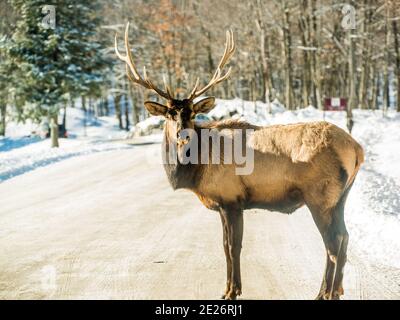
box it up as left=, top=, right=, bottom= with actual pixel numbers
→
left=345, top=142, right=364, bottom=191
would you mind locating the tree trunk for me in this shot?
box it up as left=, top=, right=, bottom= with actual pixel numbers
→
left=393, top=15, right=400, bottom=112
left=255, top=0, right=273, bottom=105
left=0, top=101, right=6, bottom=136
left=358, top=0, right=369, bottom=109
left=309, top=0, right=322, bottom=109
left=299, top=0, right=311, bottom=107
left=124, top=96, right=130, bottom=131
left=97, top=98, right=102, bottom=117
left=81, top=95, right=86, bottom=112
left=62, top=102, right=67, bottom=128
left=94, top=100, right=99, bottom=118
left=50, top=113, right=59, bottom=148
left=129, top=86, right=140, bottom=125
left=348, top=27, right=357, bottom=133
left=282, top=0, right=294, bottom=109
left=206, top=30, right=215, bottom=75
left=369, top=64, right=377, bottom=110
left=88, top=97, right=93, bottom=114
left=348, top=28, right=357, bottom=111
left=81, top=96, right=87, bottom=136
left=104, top=95, right=109, bottom=116
left=372, top=72, right=380, bottom=111
left=382, top=0, right=391, bottom=114
left=260, top=25, right=270, bottom=104
left=114, top=95, right=123, bottom=130
left=124, top=80, right=130, bottom=130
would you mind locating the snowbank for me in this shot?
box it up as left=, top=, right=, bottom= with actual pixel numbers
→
left=128, top=115, right=164, bottom=137
left=0, top=138, right=130, bottom=182
left=209, top=98, right=285, bottom=122
left=0, top=108, right=130, bottom=182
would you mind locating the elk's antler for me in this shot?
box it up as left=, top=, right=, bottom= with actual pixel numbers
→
left=115, top=22, right=173, bottom=100
left=188, top=30, right=235, bottom=100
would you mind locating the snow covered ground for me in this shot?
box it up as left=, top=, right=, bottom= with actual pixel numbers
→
left=0, top=108, right=130, bottom=182
left=1, top=99, right=399, bottom=271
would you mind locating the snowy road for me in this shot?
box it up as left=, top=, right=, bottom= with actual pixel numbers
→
left=0, top=142, right=399, bottom=300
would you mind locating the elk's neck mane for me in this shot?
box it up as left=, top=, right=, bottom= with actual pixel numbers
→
left=162, top=157, right=203, bottom=190
left=162, top=119, right=259, bottom=191
left=162, top=121, right=203, bottom=190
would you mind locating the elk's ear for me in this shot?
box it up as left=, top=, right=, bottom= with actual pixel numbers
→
left=144, top=101, right=168, bottom=116
left=193, top=97, right=216, bottom=114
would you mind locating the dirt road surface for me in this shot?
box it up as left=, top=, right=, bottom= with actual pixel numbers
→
left=0, top=143, right=399, bottom=299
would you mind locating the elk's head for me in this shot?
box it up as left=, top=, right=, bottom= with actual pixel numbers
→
left=115, top=23, right=235, bottom=149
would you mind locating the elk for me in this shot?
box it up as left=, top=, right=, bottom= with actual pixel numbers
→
left=115, top=23, right=364, bottom=300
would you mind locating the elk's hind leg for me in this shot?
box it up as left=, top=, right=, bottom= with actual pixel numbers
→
left=329, top=186, right=352, bottom=299
left=309, top=187, right=351, bottom=300
left=316, top=222, right=348, bottom=300
left=316, top=253, right=335, bottom=300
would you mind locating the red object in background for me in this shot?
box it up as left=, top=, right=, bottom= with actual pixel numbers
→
left=324, top=98, right=347, bottom=111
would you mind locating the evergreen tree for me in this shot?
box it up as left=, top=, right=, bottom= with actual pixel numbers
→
left=0, top=1, right=16, bottom=136
left=0, top=39, right=10, bottom=136
left=8, top=0, right=109, bottom=146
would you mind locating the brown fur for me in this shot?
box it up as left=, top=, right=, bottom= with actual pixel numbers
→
left=171, top=120, right=363, bottom=214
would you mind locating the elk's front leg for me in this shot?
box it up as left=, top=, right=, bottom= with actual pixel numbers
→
left=219, top=211, right=232, bottom=299
left=220, top=206, right=243, bottom=300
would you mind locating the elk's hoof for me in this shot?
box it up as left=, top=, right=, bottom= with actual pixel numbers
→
left=315, top=293, right=325, bottom=300
left=223, top=287, right=241, bottom=300
left=315, top=291, right=342, bottom=300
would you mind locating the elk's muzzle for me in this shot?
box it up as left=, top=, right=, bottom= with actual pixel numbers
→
left=177, top=131, right=190, bottom=146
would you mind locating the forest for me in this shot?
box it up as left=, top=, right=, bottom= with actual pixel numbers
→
left=0, top=0, right=400, bottom=146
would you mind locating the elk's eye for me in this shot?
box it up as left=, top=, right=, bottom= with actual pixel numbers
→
left=168, top=110, right=177, bottom=118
